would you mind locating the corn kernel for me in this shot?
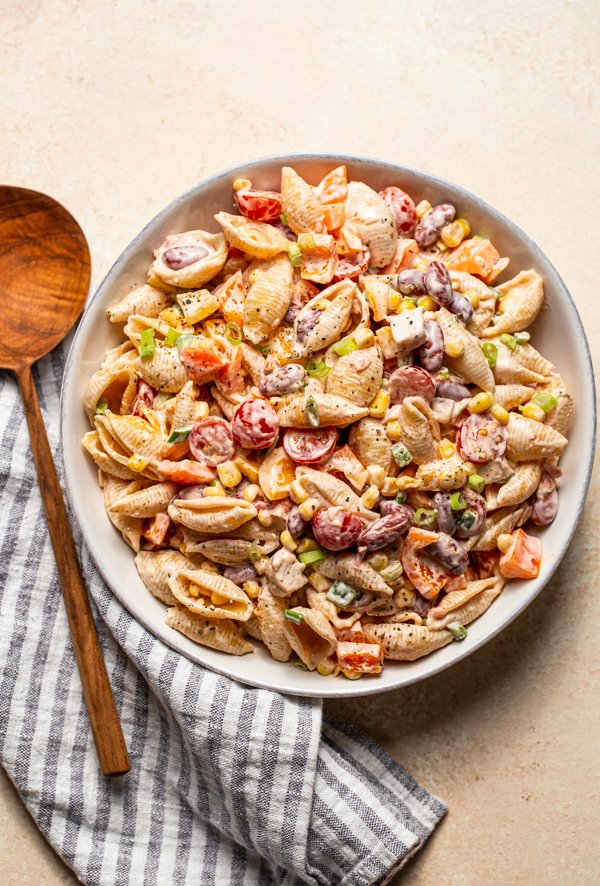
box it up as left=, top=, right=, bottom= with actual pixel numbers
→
left=438, top=438, right=456, bottom=459
left=441, top=219, right=470, bottom=248
left=491, top=403, right=510, bottom=425
left=243, top=483, right=261, bottom=502
left=413, top=256, right=429, bottom=272
left=367, top=464, right=386, bottom=488
left=280, top=530, right=297, bottom=552
left=308, top=572, right=330, bottom=592
left=468, top=392, right=493, bottom=414
left=195, top=401, right=210, bottom=419
left=369, top=552, right=389, bottom=571
left=522, top=402, right=546, bottom=422
left=341, top=669, right=364, bottom=680
left=233, top=178, right=251, bottom=192
left=317, top=660, right=339, bottom=677
left=396, top=475, right=422, bottom=491
left=382, top=477, right=401, bottom=496
left=388, top=291, right=401, bottom=313
left=243, top=580, right=260, bottom=599
left=354, top=327, right=375, bottom=348
left=217, top=460, right=242, bottom=488
left=444, top=339, right=464, bottom=358
left=465, top=289, right=480, bottom=309
left=416, top=199, right=432, bottom=219
left=497, top=533, right=514, bottom=553
left=361, top=485, right=380, bottom=509
left=417, top=295, right=437, bottom=311
left=289, top=479, right=309, bottom=504
left=386, top=420, right=401, bottom=441
left=234, top=455, right=259, bottom=483
left=188, top=582, right=200, bottom=597
left=257, top=510, right=273, bottom=526
left=368, top=389, right=390, bottom=419
left=158, top=307, right=184, bottom=328
left=211, top=591, right=230, bottom=605
left=402, top=297, right=417, bottom=310
left=296, top=536, right=320, bottom=553
left=204, top=480, right=226, bottom=496
left=298, top=499, right=319, bottom=521
left=435, top=239, right=447, bottom=252
left=127, top=454, right=148, bottom=472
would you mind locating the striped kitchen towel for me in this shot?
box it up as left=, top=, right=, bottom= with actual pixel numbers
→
left=0, top=343, right=446, bottom=886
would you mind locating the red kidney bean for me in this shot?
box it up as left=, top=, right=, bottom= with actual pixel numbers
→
left=295, top=308, right=323, bottom=344
left=414, top=203, right=456, bottom=248
left=397, top=269, right=427, bottom=296
left=223, top=564, right=258, bottom=585
left=379, top=186, right=418, bottom=236
left=232, top=399, right=279, bottom=449
left=455, top=489, right=487, bottom=538
left=425, top=261, right=454, bottom=307
left=378, top=501, right=415, bottom=521
left=457, top=413, right=507, bottom=464
left=448, top=291, right=474, bottom=323
left=162, top=245, right=209, bottom=269
left=259, top=364, right=306, bottom=397
left=432, top=492, right=458, bottom=535
left=176, top=484, right=208, bottom=500
left=312, top=507, right=364, bottom=551
left=388, top=365, right=435, bottom=405
left=416, top=320, right=444, bottom=373
left=427, top=533, right=469, bottom=575
left=283, top=302, right=301, bottom=325
left=531, top=472, right=559, bottom=526
left=287, top=505, right=307, bottom=538
left=435, top=381, right=471, bottom=401
left=357, top=511, right=412, bottom=551
left=346, top=591, right=375, bottom=612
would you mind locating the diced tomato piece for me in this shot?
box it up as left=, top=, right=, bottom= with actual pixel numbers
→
left=234, top=189, right=282, bottom=222
left=157, top=459, right=216, bottom=485
left=216, top=345, right=245, bottom=395
left=322, top=203, right=346, bottom=231
left=445, top=238, right=502, bottom=278
left=332, top=251, right=369, bottom=281
left=336, top=642, right=383, bottom=674
left=180, top=346, right=227, bottom=383
left=143, top=512, right=172, bottom=546
left=213, top=270, right=245, bottom=327
left=315, top=165, right=348, bottom=204
left=499, top=529, right=542, bottom=579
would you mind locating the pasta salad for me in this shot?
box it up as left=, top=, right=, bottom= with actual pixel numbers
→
left=82, top=164, right=572, bottom=679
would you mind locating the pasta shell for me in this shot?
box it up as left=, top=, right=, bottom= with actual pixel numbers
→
left=416, top=452, right=472, bottom=491
left=322, top=445, right=368, bottom=491
left=165, top=606, right=253, bottom=655
left=315, top=553, right=393, bottom=596
left=83, top=364, right=138, bottom=423
left=110, top=481, right=178, bottom=517
left=215, top=211, right=289, bottom=259
left=430, top=397, right=471, bottom=426
left=541, top=373, right=574, bottom=436
left=306, top=587, right=362, bottom=630
left=82, top=431, right=139, bottom=480
left=326, top=346, right=383, bottom=407
left=168, top=496, right=257, bottom=533
left=436, top=308, right=495, bottom=392
left=363, top=623, right=453, bottom=660
left=171, top=381, right=208, bottom=429
left=509, top=342, right=555, bottom=378
left=94, top=418, right=161, bottom=479
left=491, top=340, right=550, bottom=385
left=168, top=567, right=253, bottom=621
left=395, top=396, right=440, bottom=465
left=505, top=414, right=568, bottom=461
left=100, top=341, right=138, bottom=370
left=135, top=549, right=192, bottom=605
left=211, top=388, right=239, bottom=420
left=179, top=522, right=279, bottom=553
left=96, top=412, right=170, bottom=463
left=280, top=166, right=325, bottom=235
left=295, top=466, right=376, bottom=520
left=449, top=271, right=497, bottom=336
left=107, top=284, right=172, bottom=324
left=470, top=503, right=532, bottom=551
left=426, top=575, right=504, bottom=630
left=100, top=474, right=144, bottom=551
left=149, top=230, right=227, bottom=288
left=348, top=418, right=392, bottom=472
left=277, top=392, right=368, bottom=428
left=245, top=614, right=262, bottom=642
left=137, top=346, right=188, bottom=393
left=346, top=181, right=398, bottom=268
left=195, top=538, right=261, bottom=565
left=292, top=279, right=356, bottom=358
left=282, top=606, right=337, bottom=670
left=243, top=255, right=293, bottom=344
left=494, top=384, right=534, bottom=410
left=240, top=343, right=266, bottom=386
left=387, top=610, right=424, bottom=625
left=491, top=462, right=542, bottom=509
left=482, top=269, right=544, bottom=337
left=256, top=579, right=292, bottom=661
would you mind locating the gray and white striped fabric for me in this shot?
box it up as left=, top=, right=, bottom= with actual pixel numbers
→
left=0, top=344, right=446, bottom=886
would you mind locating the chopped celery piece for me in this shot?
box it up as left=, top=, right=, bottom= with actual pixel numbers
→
left=139, top=328, right=156, bottom=359
left=395, top=490, right=407, bottom=504
left=379, top=561, right=403, bottom=583
left=391, top=443, right=412, bottom=468
left=468, top=474, right=485, bottom=493
left=284, top=609, right=304, bottom=625
left=167, top=425, right=193, bottom=444
left=532, top=391, right=558, bottom=413
left=482, top=342, right=497, bottom=368
left=413, top=508, right=437, bottom=527
left=164, top=327, right=180, bottom=347
left=306, top=360, right=331, bottom=379
left=248, top=541, right=264, bottom=563
left=176, top=333, right=196, bottom=353
left=95, top=397, right=108, bottom=415
left=332, top=337, right=357, bottom=356
left=298, top=548, right=325, bottom=565
left=305, top=395, right=320, bottom=427
left=458, top=510, right=476, bottom=531
left=500, top=333, right=517, bottom=351
left=450, top=492, right=467, bottom=511
left=448, top=622, right=468, bottom=641
left=514, top=331, right=530, bottom=344
left=288, top=243, right=304, bottom=267
left=280, top=213, right=288, bottom=226
left=225, top=321, right=242, bottom=345
left=326, top=580, right=358, bottom=609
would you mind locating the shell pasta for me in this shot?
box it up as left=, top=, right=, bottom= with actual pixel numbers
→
left=83, top=165, right=572, bottom=679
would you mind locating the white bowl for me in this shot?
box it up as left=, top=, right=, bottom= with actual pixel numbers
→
left=61, top=154, right=596, bottom=698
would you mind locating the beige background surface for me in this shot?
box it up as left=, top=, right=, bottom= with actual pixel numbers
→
left=1, top=1, right=598, bottom=883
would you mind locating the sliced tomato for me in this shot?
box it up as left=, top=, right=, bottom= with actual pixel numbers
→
left=312, top=507, right=364, bottom=551
left=315, top=165, right=347, bottom=204
left=143, top=512, right=172, bottom=546
left=336, top=641, right=383, bottom=674
left=499, top=529, right=542, bottom=579
left=332, top=251, right=369, bottom=281
left=283, top=427, right=338, bottom=464
left=388, top=365, right=435, bottom=405
left=232, top=398, right=279, bottom=449
left=131, top=380, right=156, bottom=416
left=180, top=346, right=227, bottom=383
left=378, top=187, right=417, bottom=236
left=189, top=417, right=235, bottom=466
left=457, top=413, right=507, bottom=464
left=234, top=188, right=282, bottom=222
left=157, top=459, right=216, bottom=485
left=213, top=270, right=245, bottom=327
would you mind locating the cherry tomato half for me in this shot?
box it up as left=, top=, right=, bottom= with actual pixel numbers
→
left=189, top=417, right=235, bottom=466
left=232, top=398, right=279, bottom=449
left=312, top=507, right=364, bottom=551
left=282, top=427, right=338, bottom=464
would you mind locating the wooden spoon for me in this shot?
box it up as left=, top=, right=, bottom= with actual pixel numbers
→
left=0, top=186, right=130, bottom=777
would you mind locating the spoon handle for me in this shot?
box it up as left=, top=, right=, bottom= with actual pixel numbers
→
left=15, top=364, right=131, bottom=777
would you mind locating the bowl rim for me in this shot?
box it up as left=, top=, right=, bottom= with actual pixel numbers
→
left=61, top=152, right=597, bottom=698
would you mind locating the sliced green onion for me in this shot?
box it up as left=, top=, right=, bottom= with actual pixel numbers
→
left=305, top=395, right=320, bottom=427
left=458, top=510, right=476, bottom=531
left=514, top=331, right=530, bottom=344
left=248, top=541, right=264, bottom=563
left=225, top=321, right=243, bottom=346
left=413, top=508, right=437, bottom=527
left=297, top=232, right=316, bottom=250
left=391, top=443, right=413, bottom=468
left=176, top=333, right=196, bottom=353
left=468, top=474, right=485, bottom=493
left=532, top=392, right=558, bottom=413
left=298, top=548, right=325, bottom=565
left=95, top=397, right=108, bottom=415
left=332, top=337, right=358, bottom=356
left=306, top=360, right=331, bottom=379
left=139, top=328, right=156, bottom=359
left=379, top=562, right=403, bottom=583
left=447, top=622, right=468, bottom=641
left=258, top=343, right=270, bottom=356
left=294, top=659, right=308, bottom=670
left=395, top=490, right=407, bottom=504
left=482, top=342, right=497, bottom=368
left=280, top=212, right=288, bottom=226
left=438, top=367, right=450, bottom=379
left=167, top=425, right=193, bottom=444
left=164, top=326, right=180, bottom=347
left=500, top=333, right=517, bottom=351
left=288, top=242, right=304, bottom=267
left=284, top=609, right=304, bottom=625
left=326, top=580, right=358, bottom=609
left=450, top=492, right=467, bottom=511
